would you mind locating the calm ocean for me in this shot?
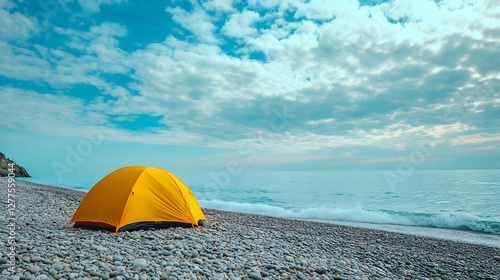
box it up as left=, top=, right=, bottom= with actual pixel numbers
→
left=19, top=169, right=500, bottom=239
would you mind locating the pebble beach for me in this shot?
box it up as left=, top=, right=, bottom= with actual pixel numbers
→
left=1, top=178, right=499, bottom=280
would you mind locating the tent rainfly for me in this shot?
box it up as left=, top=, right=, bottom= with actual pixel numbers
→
left=71, top=166, right=208, bottom=232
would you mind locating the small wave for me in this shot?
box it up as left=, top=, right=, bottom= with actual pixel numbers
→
left=199, top=200, right=500, bottom=235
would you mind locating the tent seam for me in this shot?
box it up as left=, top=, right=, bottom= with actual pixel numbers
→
left=166, top=172, right=198, bottom=227
left=116, top=167, right=149, bottom=233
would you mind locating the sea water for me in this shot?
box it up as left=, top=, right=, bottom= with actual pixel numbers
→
left=19, top=170, right=500, bottom=244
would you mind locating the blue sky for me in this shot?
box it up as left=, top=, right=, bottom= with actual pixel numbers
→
left=1, top=0, right=499, bottom=176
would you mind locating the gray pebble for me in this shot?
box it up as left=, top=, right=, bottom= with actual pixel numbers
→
left=280, top=266, right=290, bottom=271
left=27, top=265, right=41, bottom=273
left=96, top=246, right=107, bottom=252
left=248, top=272, right=262, bottom=280
left=314, top=266, right=328, bottom=274
left=89, top=271, right=103, bottom=277
left=30, top=256, right=42, bottom=262
left=133, top=259, right=147, bottom=270
left=265, top=264, right=278, bottom=270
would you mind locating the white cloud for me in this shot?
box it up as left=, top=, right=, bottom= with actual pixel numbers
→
left=450, top=133, right=500, bottom=146
left=0, top=0, right=15, bottom=9
left=129, top=36, right=309, bottom=104
left=166, top=6, right=220, bottom=44
left=222, top=9, right=261, bottom=38
left=77, top=0, right=127, bottom=13
left=472, top=144, right=498, bottom=150
left=250, top=20, right=319, bottom=70
left=0, top=1, right=39, bottom=41
left=307, top=118, right=336, bottom=125
left=0, top=87, right=106, bottom=136
left=294, top=0, right=358, bottom=20
left=247, top=0, right=300, bottom=11
left=202, top=0, right=237, bottom=14
left=0, top=41, right=51, bottom=82
left=424, top=123, right=474, bottom=139
left=0, top=22, right=129, bottom=90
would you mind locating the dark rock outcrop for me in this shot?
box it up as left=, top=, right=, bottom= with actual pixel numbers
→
left=0, top=152, right=30, bottom=177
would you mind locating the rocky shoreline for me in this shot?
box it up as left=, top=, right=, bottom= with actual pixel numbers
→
left=0, top=178, right=499, bottom=280
left=0, top=153, right=29, bottom=178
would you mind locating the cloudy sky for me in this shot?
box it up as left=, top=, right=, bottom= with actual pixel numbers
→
left=1, top=0, right=499, bottom=175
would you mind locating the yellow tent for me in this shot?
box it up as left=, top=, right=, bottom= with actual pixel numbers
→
left=71, top=166, right=208, bottom=232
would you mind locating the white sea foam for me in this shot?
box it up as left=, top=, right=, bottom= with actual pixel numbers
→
left=199, top=199, right=500, bottom=235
